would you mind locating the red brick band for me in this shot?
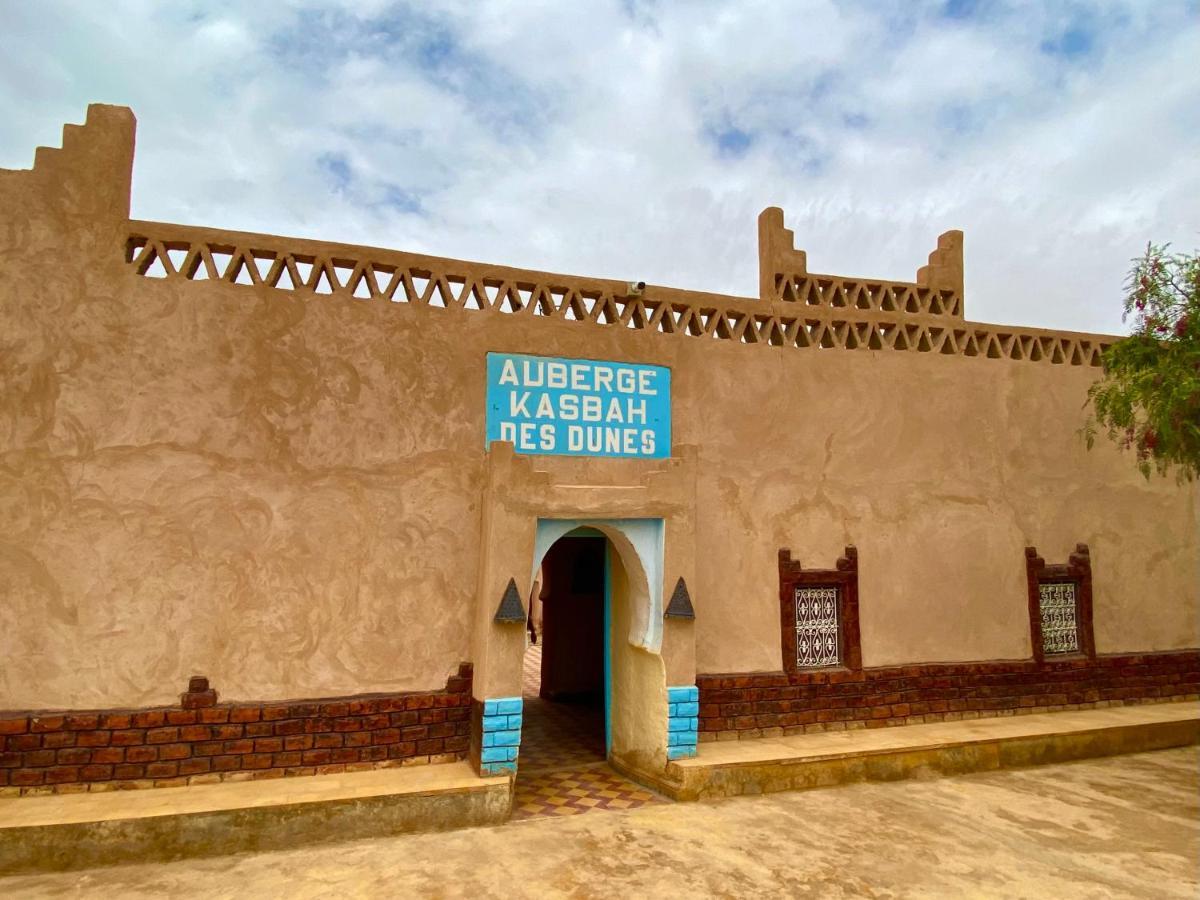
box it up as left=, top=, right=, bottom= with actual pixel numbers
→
left=0, top=664, right=472, bottom=795
left=697, top=652, right=1200, bottom=739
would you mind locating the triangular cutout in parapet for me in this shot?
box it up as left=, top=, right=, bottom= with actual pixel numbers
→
left=494, top=578, right=527, bottom=623
left=664, top=577, right=695, bottom=619
left=463, top=282, right=487, bottom=310
left=374, top=267, right=396, bottom=297
left=273, top=264, right=294, bottom=291
left=352, top=272, right=372, bottom=299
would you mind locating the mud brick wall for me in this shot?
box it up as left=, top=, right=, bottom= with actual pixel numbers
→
left=0, top=664, right=472, bottom=795
left=696, top=652, right=1200, bottom=740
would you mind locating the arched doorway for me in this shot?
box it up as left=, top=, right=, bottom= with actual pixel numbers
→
left=510, top=520, right=669, bottom=819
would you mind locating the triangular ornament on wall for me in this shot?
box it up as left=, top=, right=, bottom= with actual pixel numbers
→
left=664, top=577, right=695, bottom=619
left=493, top=577, right=527, bottom=623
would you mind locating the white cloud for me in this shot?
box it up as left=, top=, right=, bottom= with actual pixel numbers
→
left=1, top=0, right=1197, bottom=334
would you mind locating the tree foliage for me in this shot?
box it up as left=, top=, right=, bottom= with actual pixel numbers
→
left=1085, top=244, right=1200, bottom=482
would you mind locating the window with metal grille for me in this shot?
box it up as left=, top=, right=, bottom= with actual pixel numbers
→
left=1025, top=544, right=1095, bottom=664
left=794, top=586, right=840, bottom=667
left=1038, top=582, right=1079, bottom=655
left=779, top=546, right=861, bottom=673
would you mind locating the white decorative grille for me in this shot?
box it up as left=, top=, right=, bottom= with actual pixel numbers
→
left=795, top=586, right=840, bottom=668
left=1039, top=582, right=1079, bottom=655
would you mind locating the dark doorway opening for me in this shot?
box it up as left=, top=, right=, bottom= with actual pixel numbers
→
left=519, top=534, right=606, bottom=774
left=539, top=535, right=605, bottom=704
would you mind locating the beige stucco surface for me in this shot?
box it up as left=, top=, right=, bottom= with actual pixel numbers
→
left=608, top=549, right=668, bottom=774
left=1, top=106, right=1196, bottom=711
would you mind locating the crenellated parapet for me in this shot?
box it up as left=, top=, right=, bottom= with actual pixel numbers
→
left=916, top=229, right=964, bottom=299
left=8, top=105, right=1116, bottom=369
left=123, top=219, right=1108, bottom=366
left=757, top=207, right=808, bottom=300
left=758, top=206, right=964, bottom=319
left=0, top=103, right=135, bottom=238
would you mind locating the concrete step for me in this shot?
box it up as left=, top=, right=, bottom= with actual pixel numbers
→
left=656, top=702, right=1200, bottom=801
left=0, top=761, right=511, bottom=875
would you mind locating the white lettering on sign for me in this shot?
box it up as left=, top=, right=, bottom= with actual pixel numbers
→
left=486, top=353, right=670, bottom=459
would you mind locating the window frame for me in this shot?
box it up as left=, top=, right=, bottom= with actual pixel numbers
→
left=778, top=546, right=862, bottom=673
left=1024, top=543, right=1096, bottom=664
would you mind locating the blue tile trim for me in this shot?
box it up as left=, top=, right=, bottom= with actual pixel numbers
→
left=492, top=729, right=520, bottom=747
left=668, top=685, right=699, bottom=704
left=666, top=684, right=699, bottom=760
left=480, top=696, right=523, bottom=774
left=481, top=745, right=519, bottom=763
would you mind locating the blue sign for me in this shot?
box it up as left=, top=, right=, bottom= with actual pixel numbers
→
left=486, top=353, right=670, bottom=458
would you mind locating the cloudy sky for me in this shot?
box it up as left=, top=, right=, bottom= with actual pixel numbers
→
left=2, top=0, right=1197, bottom=334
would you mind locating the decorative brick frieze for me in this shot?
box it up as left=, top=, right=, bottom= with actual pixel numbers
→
left=667, top=685, right=699, bottom=760
left=696, top=651, right=1200, bottom=740
left=125, top=219, right=1111, bottom=369
left=0, top=664, right=472, bottom=796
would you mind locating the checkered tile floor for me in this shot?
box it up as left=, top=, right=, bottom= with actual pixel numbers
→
left=522, top=640, right=542, bottom=698
left=513, top=642, right=666, bottom=820
left=519, top=697, right=607, bottom=773
left=512, top=765, right=663, bottom=820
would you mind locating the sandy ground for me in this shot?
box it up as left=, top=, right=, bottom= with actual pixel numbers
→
left=3, top=747, right=1197, bottom=899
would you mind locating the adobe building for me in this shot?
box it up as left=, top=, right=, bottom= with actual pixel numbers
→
left=0, top=106, right=1197, bottom=809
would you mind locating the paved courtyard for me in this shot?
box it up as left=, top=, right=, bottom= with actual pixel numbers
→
left=2, top=747, right=1196, bottom=899
left=514, top=643, right=663, bottom=820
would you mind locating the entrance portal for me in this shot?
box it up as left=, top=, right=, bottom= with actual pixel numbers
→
left=512, top=529, right=664, bottom=819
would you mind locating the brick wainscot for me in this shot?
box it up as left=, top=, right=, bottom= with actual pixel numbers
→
left=0, top=665, right=473, bottom=796
left=697, top=652, right=1200, bottom=740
